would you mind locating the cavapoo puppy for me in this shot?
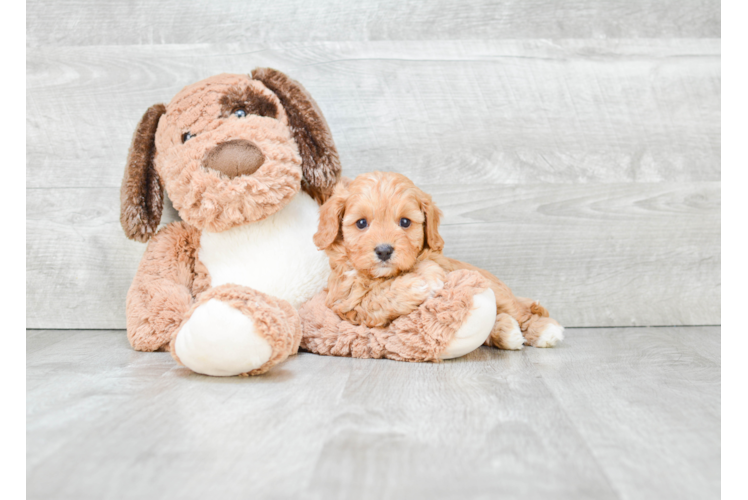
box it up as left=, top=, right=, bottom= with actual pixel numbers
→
left=313, top=171, right=564, bottom=349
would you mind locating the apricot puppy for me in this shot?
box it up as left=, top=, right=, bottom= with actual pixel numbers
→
left=313, top=172, right=565, bottom=349
left=312, top=172, right=444, bottom=326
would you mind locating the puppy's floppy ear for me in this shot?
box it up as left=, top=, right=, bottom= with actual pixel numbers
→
left=416, top=189, right=445, bottom=253
left=120, top=104, right=165, bottom=242
left=251, top=68, right=341, bottom=204
left=313, top=184, right=348, bottom=250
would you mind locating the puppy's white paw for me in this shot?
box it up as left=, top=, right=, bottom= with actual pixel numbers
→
left=531, top=323, right=565, bottom=348
left=413, top=260, right=446, bottom=299
left=424, top=278, right=445, bottom=299
left=440, top=289, right=497, bottom=360
left=413, top=277, right=445, bottom=303
left=500, top=315, right=524, bottom=350
left=174, top=299, right=272, bottom=376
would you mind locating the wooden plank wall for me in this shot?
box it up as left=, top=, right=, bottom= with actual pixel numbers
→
left=26, top=1, right=721, bottom=329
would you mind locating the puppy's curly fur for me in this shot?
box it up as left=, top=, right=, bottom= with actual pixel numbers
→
left=314, top=172, right=564, bottom=348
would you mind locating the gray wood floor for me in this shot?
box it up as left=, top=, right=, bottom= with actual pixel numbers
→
left=27, top=327, right=720, bottom=500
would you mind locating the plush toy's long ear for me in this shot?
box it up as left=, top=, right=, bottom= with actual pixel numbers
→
left=120, top=104, right=166, bottom=242
left=416, top=189, right=445, bottom=253
left=313, top=184, right=348, bottom=250
left=251, top=68, right=341, bottom=204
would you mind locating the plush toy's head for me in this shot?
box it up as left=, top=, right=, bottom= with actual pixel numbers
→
left=121, top=69, right=341, bottom=242
left=313, top=172, right=444, bottom=278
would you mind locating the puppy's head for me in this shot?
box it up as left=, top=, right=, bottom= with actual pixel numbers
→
left=314, top=172, right=444, bottom=278
left=120, top=70, right=341, bottom=242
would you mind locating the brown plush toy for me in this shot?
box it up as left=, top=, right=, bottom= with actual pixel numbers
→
left=121, top=69, right=505, bottom=376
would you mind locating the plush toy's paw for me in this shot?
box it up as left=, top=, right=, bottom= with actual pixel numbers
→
left=171, top=284, right=301, bottom=376
left=439, top=288, right=497, bottom=360
left=528, top=323, right=565, bottom=348
left=174, top=299, right=272, bottom=376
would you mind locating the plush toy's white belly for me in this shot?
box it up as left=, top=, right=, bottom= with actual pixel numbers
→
left=198, top=192, right=330, bottom=308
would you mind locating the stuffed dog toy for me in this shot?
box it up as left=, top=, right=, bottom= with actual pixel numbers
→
left=121, top=70, right=341, bottom=376
left=121, top=70, right=501, bottom=376
left=298, top=172, right=564, bottom=361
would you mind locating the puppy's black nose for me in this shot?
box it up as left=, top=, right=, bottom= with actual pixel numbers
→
left=375, top=244, right=394, bottom=262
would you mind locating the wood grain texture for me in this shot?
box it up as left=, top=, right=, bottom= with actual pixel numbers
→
left=528, top=327, right=721, bottom=499
left=26, top=28, right=720, bottom=330
left=25, top=0, right=720, bottom=47
left=26, top=182, right=719, bottom=329
left=26, top=327, right=720, bottom=500
left=27, top=40, right=720, bottom=188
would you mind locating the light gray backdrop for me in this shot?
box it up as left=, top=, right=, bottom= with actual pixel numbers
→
left=26, top=0, right=720, bottom=330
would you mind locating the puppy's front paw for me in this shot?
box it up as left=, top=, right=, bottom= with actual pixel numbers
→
left=341, top=304, right=389, bottom=328
left=424, top=277, right=445, bottom=298
left=413, top=276, right=444, bottom=302
left=414, top=261, right=447, bottom=299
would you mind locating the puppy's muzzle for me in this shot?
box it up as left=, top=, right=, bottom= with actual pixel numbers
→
left=204, top=139, right=265, bottom=179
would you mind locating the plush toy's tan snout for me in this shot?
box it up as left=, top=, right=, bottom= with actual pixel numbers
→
left=204, top=139, right=265, bottom=179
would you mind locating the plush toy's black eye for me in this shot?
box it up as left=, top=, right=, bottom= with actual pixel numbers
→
left=399, top=218, right=411, bottom=228
left=182, top=132, right=195, bottom=143
left=356, top=219, right=368, bottom=229
left=234, top=109, right=247, bottom=118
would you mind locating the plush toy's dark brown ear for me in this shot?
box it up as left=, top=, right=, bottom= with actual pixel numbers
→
left=251, top=68, right=341, bottom=204
left=120, top=104, right=166, bottom=242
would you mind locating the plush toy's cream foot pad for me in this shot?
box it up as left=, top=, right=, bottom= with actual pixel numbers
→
left=439, top=289, right=497, bottom=360
left=173, top=299, right=272, bottom=376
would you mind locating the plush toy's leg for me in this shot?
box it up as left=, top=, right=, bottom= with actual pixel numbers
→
left=126, top=222, right=202, bottom=352
left=438, top=288, right=496, bottom=359
left=170, top=284, right=300, bottom=376
left=299, top=270, right=495, bottom=362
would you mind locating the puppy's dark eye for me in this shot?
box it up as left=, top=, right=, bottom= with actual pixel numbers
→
left=356, top=219, right=368, bottom=229
left=182, top=132, right=195, bottom=143
left=234, top=109, right=247, bottom=118
left=399, top=218, right=411, bottom=228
